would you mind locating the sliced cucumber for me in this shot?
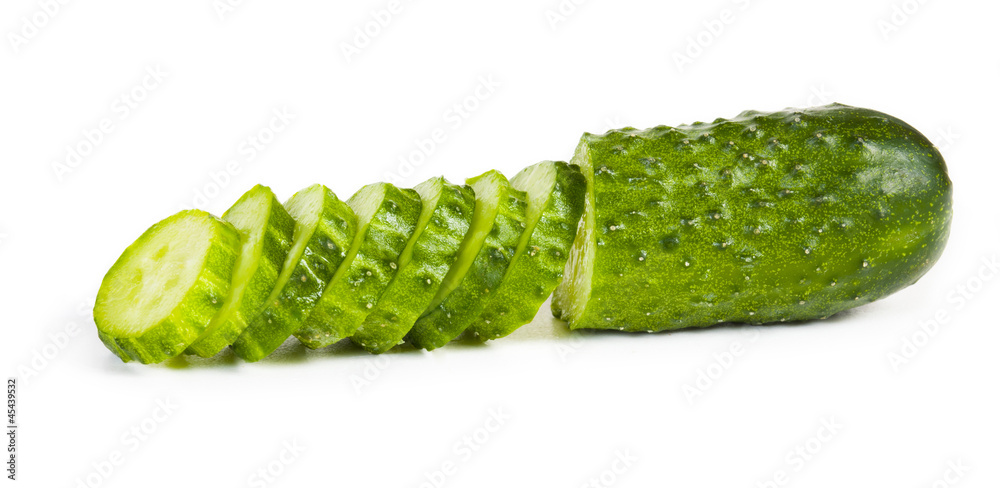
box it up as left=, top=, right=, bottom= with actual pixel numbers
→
left=351, top=177, right=475, bottom=354
left=186, top=185, right=294, bottom=357
left=295, top=183, right=422, bottom=349
left=407, top=170, right=528, bottom=351
left=231, top=185, right=356, bottom=362
left=94, top=210, right=241, bottom=363
left=468, top=161, right=586, bottom=341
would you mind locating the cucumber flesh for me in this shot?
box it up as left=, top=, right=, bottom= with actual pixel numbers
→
left=231, top=185, right=356, bottom=362
left=407, top=170, right=528, bottom=350
left=351, top=177, right=475, bottom=354
left=186, top=185, right=294, bottom=357
left=468, top=161, right=586, bottom=341
left=296, top=183, right=422, bottom=349
left=94, top=210, right=241, bottom=363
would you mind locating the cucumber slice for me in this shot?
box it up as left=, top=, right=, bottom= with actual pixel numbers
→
left=351, top=177, right=475, bottom=354
left=407, top=170, right=528, bottom=351
left=467, top=161, right=586, bottom=341
left=94, top=210, right=241, bottom=363
left=295, top=183, right=422, bottom=349
left=231, top=185, right=356, bottom=362
left=186, top=185, right=294, bottom=357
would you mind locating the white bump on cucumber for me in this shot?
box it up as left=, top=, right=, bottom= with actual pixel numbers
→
left=407, top=170, right=528, bottom=350
left=94, top=210, right=241, bottom=363
left=186, top=185, right=294, bottom=358
left=231, top=185, right=356, bottom=362
left=296, top=183, right=422, bottom=349
left=467, top=161, right=586, bottom=341
left=351, top=177, right=475, bottom=354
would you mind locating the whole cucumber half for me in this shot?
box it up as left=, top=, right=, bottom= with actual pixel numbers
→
left=553, top=103, right=953, bottom=331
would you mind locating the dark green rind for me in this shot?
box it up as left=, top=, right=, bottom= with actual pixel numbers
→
left=187, top=185, right=295, bottom=357
left=296, top=183, right=422, bottom=349
left=407, top=171, right=528, bottom=350
left=231, top=186, right=356, bottom=362
left=95, top=210, right=241, bottom=364
left=554, top=103, right=953, bottom=331
left=469, top=162, right=586, bottom=341
left=351, top=178, right=475, bottom=354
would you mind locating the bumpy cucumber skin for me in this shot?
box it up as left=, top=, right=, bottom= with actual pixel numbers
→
left=553, top=104, right=953, bottom=331
left=469, top=162, right=586, bottom=341
left=407, top=172, right=528, bottom=351
left=96, top=210, right=241, bottom=364
left=352, top=180, right=476, bottom=353
left=296, top=184, right=422, bottom=349
left=231, top=187, right=356, bottom=362
left=187, top=186, right=295, bottom=358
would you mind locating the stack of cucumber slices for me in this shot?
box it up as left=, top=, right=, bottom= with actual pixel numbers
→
left=94, top=104, right=953, bottom=364
left=95, top=161, right=586, bottom=363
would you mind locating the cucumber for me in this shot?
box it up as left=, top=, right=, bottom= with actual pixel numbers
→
left=94, top=210, right=241, bottom=363
left=186, top=185, right=294, bottom=357
left=552, top=103, right=953, bottom=331
left=407, top=171, right=528, bottom=350
left=295, top=183, right=422, bottom=349
left=231, top=185, right=356, bottom=362
left=467, top=161, right=586, bottom=341
left=351, top=178, right=476, bottom=353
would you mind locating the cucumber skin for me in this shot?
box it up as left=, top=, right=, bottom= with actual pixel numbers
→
left=96, top=211, right=241, bottom=364
left=231, top=187, right=356, bottom=362
left=469, top=162, right=587, bottom=341
left=187, top=186, right=295, bottom=357
left=553, top=104, right=953, bottom=331
left=407, top=172, right=529, bottom=351
left=296, top=184, right=422, bottom=349
left=351, top=180, right=476, bottom=354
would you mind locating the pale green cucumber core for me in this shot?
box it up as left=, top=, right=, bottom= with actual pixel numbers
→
left=98, top=212, right=215, bottom=335
left=553, top=142, right=595, bottom=324
left=425, top=176, right=502, bottom=311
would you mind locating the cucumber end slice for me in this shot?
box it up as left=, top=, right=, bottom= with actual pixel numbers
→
left=95, top=210, right=240, bottom=363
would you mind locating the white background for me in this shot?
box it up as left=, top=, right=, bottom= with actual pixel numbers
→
left=2, top=0, right=998, bottom=486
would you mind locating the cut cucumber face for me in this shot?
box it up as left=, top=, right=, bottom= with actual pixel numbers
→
left=351, top=177, right=475, bottom=354
left=186, top=185, right=294, bottom=358
left=407, top=170, right=528, bottom=350
left=231, top=185, right=357, bottom=362
left=552, top=104, right=953, bottom=331
left=295, top=183, right=422, bottom=349
left=468, top=161, right=586, bottom=341
left=94, top=210, right=241, bottom=363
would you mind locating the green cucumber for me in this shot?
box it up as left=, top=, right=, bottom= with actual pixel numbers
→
left=186, top=185, right=294, bottom=357
left=295, top=183, right=422, bottom=349
left=552, top=103, right=953, bottom=331
left=94, top=210, right=241, bottom=363
left=467, top=161, right=586, bottom=341
left=231, top=185, right=356, bottom=362
left=407, top=170, right=528, bottom=350
left=351, top=178, right=476, bottom=353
